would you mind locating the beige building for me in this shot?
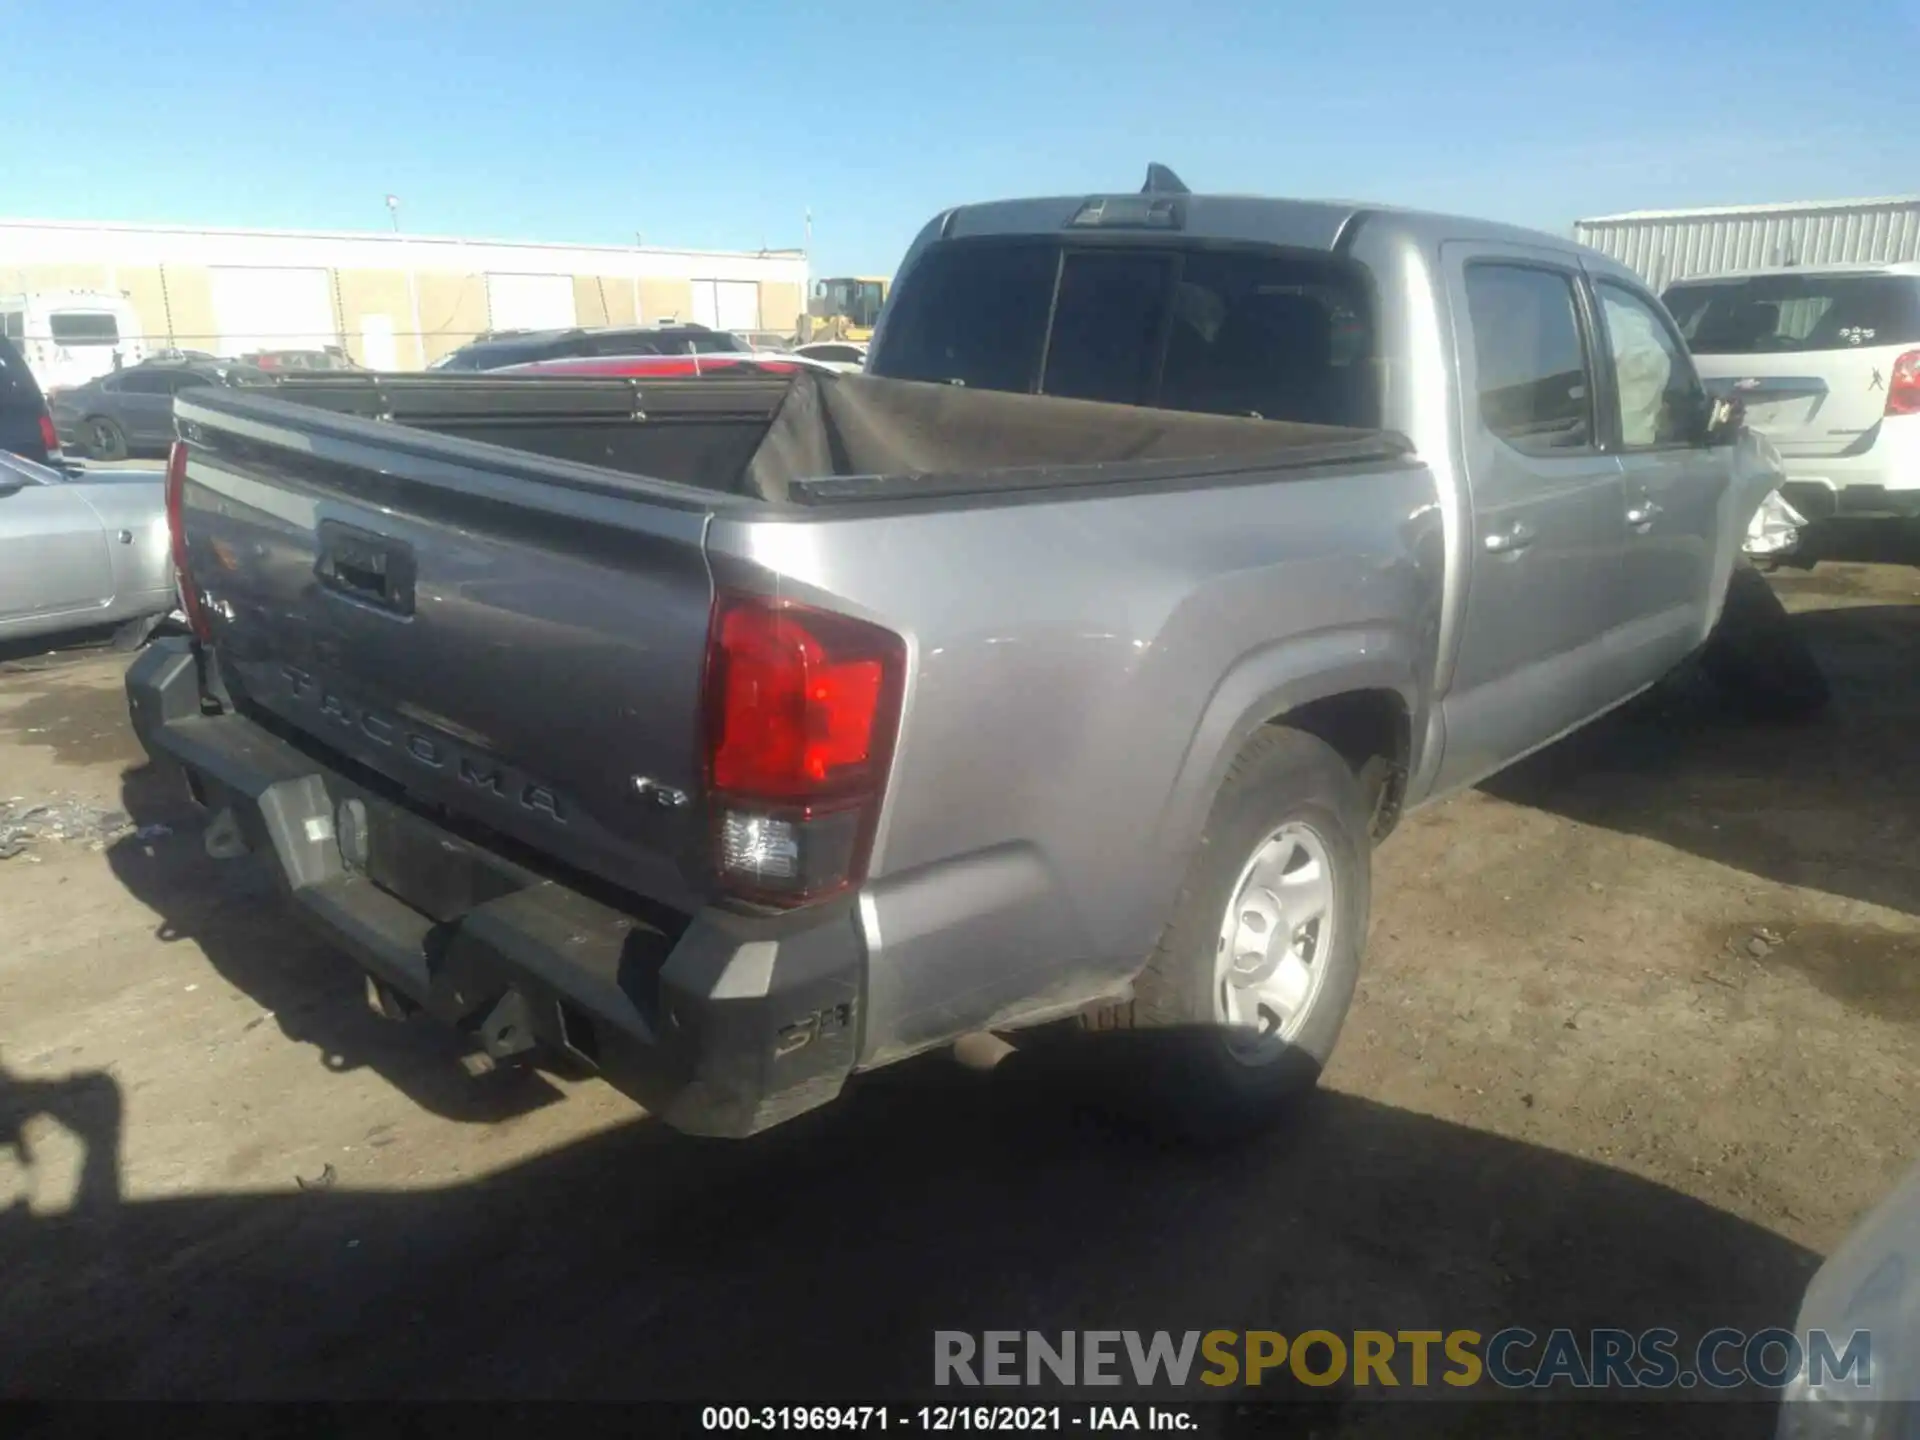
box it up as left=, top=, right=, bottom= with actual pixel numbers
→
left=0, top=219, right=810, bottom=369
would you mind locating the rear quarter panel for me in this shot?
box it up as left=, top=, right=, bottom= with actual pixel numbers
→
left=710, top=461, right=1443, bottom=1065
left=72, top=472, right=175, bottom=618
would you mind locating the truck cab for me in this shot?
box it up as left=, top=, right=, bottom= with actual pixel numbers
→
left=868, top=183, right=1757, bottom=804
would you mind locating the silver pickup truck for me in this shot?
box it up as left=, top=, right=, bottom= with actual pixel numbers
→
left=126, top=172, right=1792, bottom=1137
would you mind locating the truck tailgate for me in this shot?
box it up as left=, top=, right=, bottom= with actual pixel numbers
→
left=175, top=391, right=718, bottom=915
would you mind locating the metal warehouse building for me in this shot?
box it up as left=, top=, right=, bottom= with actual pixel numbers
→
left=1575, top=195, right=1920, bottom=292
left=0, top=219, right=810, bottom=369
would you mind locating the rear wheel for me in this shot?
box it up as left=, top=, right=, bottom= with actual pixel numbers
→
left=1093, top=726, right=1372, bottom=1134
left=85, top=416, right=128, bottom=462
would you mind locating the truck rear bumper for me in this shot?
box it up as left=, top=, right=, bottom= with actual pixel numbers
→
left=125, top=639, right=864, bottom=1139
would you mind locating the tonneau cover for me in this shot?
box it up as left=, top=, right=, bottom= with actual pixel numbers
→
left=265, top=368, right=1408, bottom=506
left=747, top=372, right=1408, bottom=503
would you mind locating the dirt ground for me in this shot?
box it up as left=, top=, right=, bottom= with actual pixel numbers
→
left=1, top=526, right=1916, bottom=1432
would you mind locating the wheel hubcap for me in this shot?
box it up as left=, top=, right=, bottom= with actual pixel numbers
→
left=1215, top=822, right=1336, bottom=1063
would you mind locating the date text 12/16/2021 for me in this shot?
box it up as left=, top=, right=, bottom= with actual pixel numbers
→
left=701, top=1406, right=1199, bottom=1431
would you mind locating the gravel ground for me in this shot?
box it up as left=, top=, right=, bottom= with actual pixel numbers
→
left=0, top=527, right=1915, bottom=1434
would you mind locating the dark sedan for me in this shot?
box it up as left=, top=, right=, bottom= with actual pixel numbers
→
left=49, top=361, right=272, bottom=460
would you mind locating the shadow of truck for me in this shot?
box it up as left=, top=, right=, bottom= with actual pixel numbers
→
left=1485, top=598, right=1920, bottom=923
left=0, top=1045, right=1811, bottom=1431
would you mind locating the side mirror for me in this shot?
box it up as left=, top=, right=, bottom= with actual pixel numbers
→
left=1705, top=394, right=1745, bottom=447
left=0, top=478, right=24, bottom=498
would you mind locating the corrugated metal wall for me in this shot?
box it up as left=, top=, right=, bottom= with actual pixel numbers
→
left=1574, top=200, right=1920, bottom=291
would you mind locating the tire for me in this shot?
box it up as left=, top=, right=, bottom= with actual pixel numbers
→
left=109, top=613, right=163, bottom=652
left=85, top=416, right=128, bottom=462
left=1091, top=725, right=1372, bottom=1135
left=1700, top=559, right=1831, bottom=720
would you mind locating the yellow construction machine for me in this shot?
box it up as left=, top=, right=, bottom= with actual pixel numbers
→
left=802, top=276, right=888, bottom=343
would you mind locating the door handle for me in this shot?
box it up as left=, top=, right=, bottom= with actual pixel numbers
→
left=1483, top=521, right=1536, bottom=555
left=1626, top=498, right=1663, bottom=530
left=315, top=520, right=416, bottom=617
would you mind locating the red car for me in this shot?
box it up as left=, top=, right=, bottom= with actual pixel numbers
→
left=496, top=352, right=821, bottom=379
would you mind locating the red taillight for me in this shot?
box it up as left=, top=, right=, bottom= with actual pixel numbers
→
left=165, top=440, right=212, bottom=641
left=1888, top=350, right=1920, bottom=418
left=702, top=594, right=905, bottom=906
left=37, top=412, right=57, bottom=455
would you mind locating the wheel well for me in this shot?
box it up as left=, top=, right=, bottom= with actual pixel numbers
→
left=1270, top=689, right=1410, bottom=841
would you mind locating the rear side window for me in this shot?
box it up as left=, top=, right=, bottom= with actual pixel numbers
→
left=433, top=347, right=492, bottom=371
left=579, top=333, right=671, bottom=357
left=873, top=240, right=1378, bottom=427
left=113, top=370, right=175, bottom=394
left=49, top=312, right=120, bottom=345
left=1463, top=265, right=1593, bottom=453
left=453, top=340, right=550, bottom=370
left=1663, top=274, right=1920, bottom=354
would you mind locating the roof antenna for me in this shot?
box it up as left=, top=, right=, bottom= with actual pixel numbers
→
left=1142, top=163, right=1190, bottom=196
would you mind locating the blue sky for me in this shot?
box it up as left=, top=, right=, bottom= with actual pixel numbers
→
left=4, top=0, right=1915, bottom=276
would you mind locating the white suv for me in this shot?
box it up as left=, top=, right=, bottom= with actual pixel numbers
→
left=1664, top=262, right=1920, bottom=518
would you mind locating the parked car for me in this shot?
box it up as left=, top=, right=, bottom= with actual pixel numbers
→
left=428, top=324, right=749, bottom=372
left=0, top=446, right=175, bottom=649
left=129, top=169, right=1793, bottom=1140
left=497, top=351, right=815, bottom=379
left=792, top=341, right=868, bottom=372
left=0, top=333, right=60, bottom=466
left=1664, top=262, right=1920, bottom=519
left=50, top=360, right=273, bottom=461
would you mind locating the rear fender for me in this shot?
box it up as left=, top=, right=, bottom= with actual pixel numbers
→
left=1152, top=626, right=1424, bottom=888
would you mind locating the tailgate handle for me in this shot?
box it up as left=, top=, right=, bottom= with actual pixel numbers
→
left=316, top=521, right=416, bottom=617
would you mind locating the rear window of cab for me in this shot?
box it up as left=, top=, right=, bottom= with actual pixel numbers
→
left=869, top=240, right=1379, bottom=430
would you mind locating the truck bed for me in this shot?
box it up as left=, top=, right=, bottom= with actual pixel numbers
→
left=252, top=368, right=1411, bottom=505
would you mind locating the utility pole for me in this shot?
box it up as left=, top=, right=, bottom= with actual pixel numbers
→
left=386, top=195, right=424, bottom=368
left=801, top=209, right=814, bottom=342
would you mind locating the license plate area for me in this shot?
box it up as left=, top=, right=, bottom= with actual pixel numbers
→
left=337, top=789, right=527, bottom=923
